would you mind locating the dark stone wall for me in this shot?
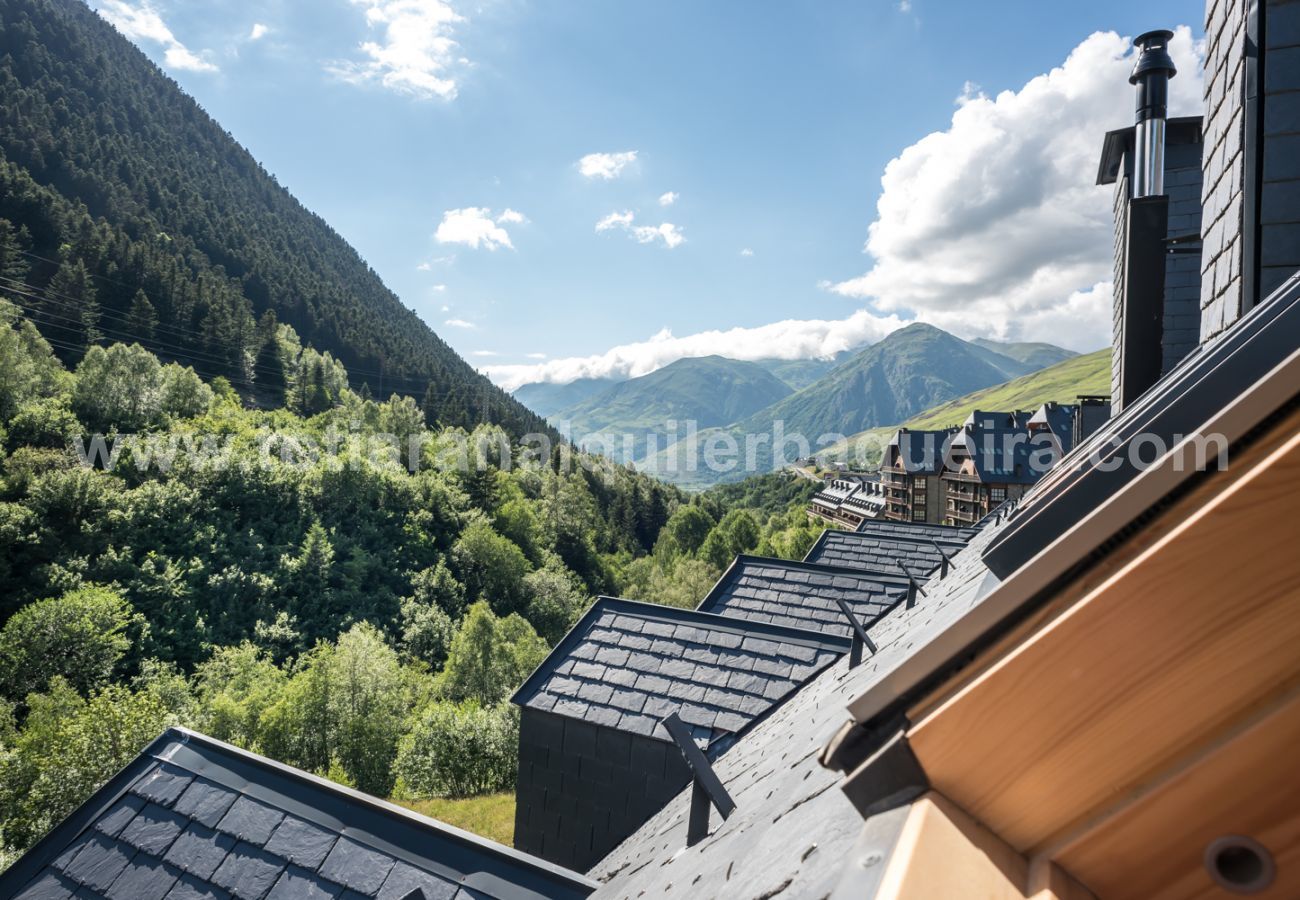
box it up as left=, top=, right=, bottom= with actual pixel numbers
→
left=513, top=708, right=690, bottom=872
left=1261, top=0, right=1300, bottom=299
left=1201, top=0, right=1249, bottom=339
left=1162, top=131, right=1205, bottom=372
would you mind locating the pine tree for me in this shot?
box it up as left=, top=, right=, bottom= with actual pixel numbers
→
left=126, top=289, right=157, bottom=341
left=0, top=219, right=31, bottom=286
left=253, top=310, right=286, bottom=406
left=48, top=258, right=100, bottom=348
left=422, top=382, right=439, bottom=427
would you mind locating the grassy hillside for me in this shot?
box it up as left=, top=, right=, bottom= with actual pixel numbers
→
left=397, top=793, right=516, bottom=845
left=819, top=348, right=1111, bottom=466
left=971, top=338, right=1079, bottom=370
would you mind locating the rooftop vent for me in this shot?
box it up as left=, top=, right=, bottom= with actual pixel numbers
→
left=1130, top=30, right=1178, bottom=198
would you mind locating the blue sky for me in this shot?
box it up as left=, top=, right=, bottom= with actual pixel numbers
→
left=92, top=0, right=1204, bottom=388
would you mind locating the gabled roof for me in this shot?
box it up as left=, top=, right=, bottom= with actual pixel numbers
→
left=511, top=598, right=848, bottom=747
left=695, top=555, right=909, bottom=640
left=853, top=519, right=978, bottom=541
left=803, top=530, right=960, bottom=576
left=946, top=418, right=1056, bottom=485
left=0, top=728, right=596, bottom=900
left=588, top=526, right=1007, bottom=898
left=883, top=429, right=951, bottom=475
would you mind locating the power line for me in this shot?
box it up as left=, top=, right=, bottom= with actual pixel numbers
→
left=2, top=280, right=496, bottom=407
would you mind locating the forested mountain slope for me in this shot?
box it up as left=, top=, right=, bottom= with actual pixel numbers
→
left=0, top=0, right=548, bottom=436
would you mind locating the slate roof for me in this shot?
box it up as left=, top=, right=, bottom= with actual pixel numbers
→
left=588, top=525, right=1007, bottom=899
left=883, top=429, right=951, bottom=474
left=511, top=598, right=848, bottom=746
left=852, top=519, right=978, bottom=541
left=0, top=729, right=596, bottom=900
left=803, top=530, right=959, bottom=576
left=695, top=556, right=909, bottom=640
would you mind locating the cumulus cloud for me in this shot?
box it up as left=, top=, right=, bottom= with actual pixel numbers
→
left=484, top=310, right=907, bottom=390
left=579, top=151, right=638, bottom=180
left=94, top=1, right=217, bottom=72
left=330, top=0, right=463, bottom=100
left=658, top=191, right=679, bottom=206
left=826, top=27, right=1202, bottom=349
left=249, top=23, right=269, bottom=40
left=444, top=318, right=476, bottom=329
left=435, top=207, right=525, bottom=250
left=740, top=248, right=754, bottom=257
left=596, top=210, right=684, bottom=249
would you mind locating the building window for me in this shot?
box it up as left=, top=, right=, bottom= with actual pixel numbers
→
left=991, top=487, right=1007, bottom=503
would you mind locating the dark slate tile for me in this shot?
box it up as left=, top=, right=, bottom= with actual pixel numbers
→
left=317, top=837, right=395, bottom=896
left=264, top=865, right=343, bottom=900
left=215, top=795, right=285, bottom=844
left=51, top=835, right=94, bottom=873
left=172, top=778, right=240, bottom=829
left=94, top=795, right=147, bottom=839
left=375, top=860, right=459, bottom=900
left=210, top=842, right=285, bottom=900
left=132, top=764, right=196, bottom=807
left=62, top=834, right=135, bottom=893
left=119, top=802, right=189, bottom=856
left=13, top=870, right=79, bottom=900
left=164, top=823, right=236, bottom=880
left=263, top=816, right=338, bottom=870
left=165, top=873, right=232, bottom=900
left=104, top=854, right=181, bottom=900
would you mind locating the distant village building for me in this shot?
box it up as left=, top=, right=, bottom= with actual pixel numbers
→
left=880, top=429, right=950, bottom=523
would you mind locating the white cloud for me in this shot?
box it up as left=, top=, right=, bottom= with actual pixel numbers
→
left=471, top=350, right=499, bottom=357
left=435, top=207, right=525, bottom=250
left=444, top=318, right=476, bottom=329
left=94, top=1, right=218, bottom=72
left=249, top=23, right=269, bottom=41
left=416, top=262, right=432, bottom=271
left=431, top=283, right=447, bottom=292
left=440, top=304, right=451, bottom=312
left=740, top=248, right=754, bottom=257
left=330, top=0, right=464, bottom=100
left=595, top=210, right=684, bottom=249
left=658, top=191, right=679, bottom=206
left=595, top=211, right=635, bottom=232
left=579, top=151, right=638, bottom=180
left=525, top=352, right=547, bottom=360
left=898, top=0, right=912, bottom=13
left=826, top=27, right=1203, bottom=349
left=483, top=310, right=907, bottom=390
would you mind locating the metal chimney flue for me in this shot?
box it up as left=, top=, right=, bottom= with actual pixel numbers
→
left=1130, top=30, right=1177, bottom=198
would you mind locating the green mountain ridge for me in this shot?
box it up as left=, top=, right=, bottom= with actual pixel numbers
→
left=513, top=378, right=620, bottom=419
left=637, top=326, right=1092, bottom=488
left=970, top=338, right=1080, bottom=370
left=556, top=356, right=793, bottom=461
left=733, top=323, right=1027, bottom=439
left=0, top=0, right=546, bottom=437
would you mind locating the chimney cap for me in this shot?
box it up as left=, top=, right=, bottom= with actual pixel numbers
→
left=1130, top=30, right=1177, bottom=84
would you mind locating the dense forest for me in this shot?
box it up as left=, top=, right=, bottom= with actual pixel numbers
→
left=0, top=0, right=550, bottom=437
left=0, top=298, right=823, bottom=860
